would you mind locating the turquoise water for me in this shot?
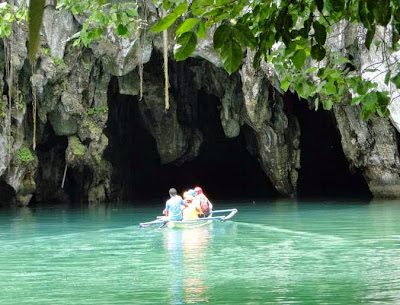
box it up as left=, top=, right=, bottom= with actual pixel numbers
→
left=1, top=200, right=400, bottom=304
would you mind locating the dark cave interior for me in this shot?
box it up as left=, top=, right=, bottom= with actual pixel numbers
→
left=105, top=79, right=372, bottom=204
left=287, top=93, right=371, bottom=200
left=105, top=78, right=277, bottom=202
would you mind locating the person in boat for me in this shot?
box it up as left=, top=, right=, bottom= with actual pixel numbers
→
left=193, top=186, right=213, bottom=217
left=163, top=188, right=187, bottom=221
left=182, top=190, right=202, bottom=220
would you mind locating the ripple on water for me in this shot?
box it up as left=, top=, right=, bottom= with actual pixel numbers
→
left=1, top=202, right=400, bottom=304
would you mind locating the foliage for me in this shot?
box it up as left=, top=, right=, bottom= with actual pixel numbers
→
left=19, top=0, right=400, bottom=120
left=0, top=2, right=28, bottom=38
left=18, top=148, right=35, bottom=163
left=70, top=136, right=86, bottom=156
left=57, top=0, right=140, bottom=47
left=149, top=0, right=400, bottom=120
left=0, top=99, right=6, bottom=119
left=87, top=106, right=109, bottom=116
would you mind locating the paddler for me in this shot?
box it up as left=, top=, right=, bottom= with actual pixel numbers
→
left=163, top=188, right=187, bottom=221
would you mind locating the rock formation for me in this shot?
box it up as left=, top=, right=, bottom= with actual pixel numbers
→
left=1, top=1, right=399, bottom=206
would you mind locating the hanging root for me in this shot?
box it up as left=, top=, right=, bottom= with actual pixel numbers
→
left=32, top=65, right=37, bottom=150
left=163, top=27, right=169, bottom=110
left=137, top=31, right=144, bottom=101
left=136, top=0, right=148, bottom=101
left=61, top=162, right=67, bottom=189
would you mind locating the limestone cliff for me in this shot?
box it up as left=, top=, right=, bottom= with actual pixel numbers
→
left=0, top=1, right=399, bottom=206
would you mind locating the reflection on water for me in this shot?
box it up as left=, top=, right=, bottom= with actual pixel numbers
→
left=164, top=227, right=211, bottom=304
left=1, top=200, right=400, bottom=304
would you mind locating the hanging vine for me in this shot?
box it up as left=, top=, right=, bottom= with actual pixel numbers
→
left=135, top=0, right=147, bottom=101
left=32, top=66, right=37, bottom=150
left=161, top=9, right=170, bottom=110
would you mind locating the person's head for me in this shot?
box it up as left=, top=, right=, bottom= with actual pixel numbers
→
left=183, top=191, right=189, bottom=199
left=169, top=188, right=177, bottom=197
left=188, top=189, right=196, bottom=197
left=194, top=186, right=203, bottom=195
left=186, top=194, right=194, bottom=203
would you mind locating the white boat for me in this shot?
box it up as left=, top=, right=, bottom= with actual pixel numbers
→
left=139, top=209, right=238, bottom=229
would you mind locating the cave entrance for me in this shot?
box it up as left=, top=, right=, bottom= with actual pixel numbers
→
left=105, top=79, right=277, bottom=203
left=0, top=181, right=16, bottom=207
left=288, top=93, right=371, bottom=199
left=157, top=91, right=277, bottom=201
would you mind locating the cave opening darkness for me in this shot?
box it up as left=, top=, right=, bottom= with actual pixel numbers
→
left=105, top=78, right=277, bottom=203
left=287, top=93, right=371, bottom=200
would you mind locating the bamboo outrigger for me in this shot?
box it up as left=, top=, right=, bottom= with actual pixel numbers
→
left=139, top=209, right=238, bottom=229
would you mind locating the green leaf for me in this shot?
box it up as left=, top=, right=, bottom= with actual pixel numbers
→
left=4, top=13, right=15, bottom=22
left=28, top=0, right=46, bottom=65
left=361, top=92, right=378, bottom=120
left=253, top=50, right=262, bottom=69
left=384, top=71, right=391, bottom=85
left=126, top=9, right=138, bottom=17
left=285, top=42, right=297, bottom=56
left=306, top=67, right=318, bottom=73
left=176, top=18, right=198, bottom=35
left=365, top=26, right=375, bottom=50
left=311, top=44, right=326, bottom=61
left=220, top=38, right=243, bottom=74
left=297, top=81, right=312, bottom=99
left=316, top=80, right=327, bottom=93
left=326, top=0, right=345, bottom=12
left=351, top=96, right=362, bottom=105
left=151, top=13, right=179, bottom=33
left=197, top=20, right=207, bottom=38
left=313, top=21, right=327, bottom=45
left=281, top=75, right=291, bottom=91
left=373, top=0, right=391, bottom=26
left=173, top=2, right=188, bottom=16
left=322, top=98, right=333, bottom=110
left=213, top=24, right=231, bottom=49
left=391, top=72, right=400, bottom=88
left=314, top=97, right=319, bottom=111
left=191, top=0, right=213, bottom=16
left=322, top=82, right=337, bottom=95
left=315, top=0, right=324, bottom=12
left=292, top=49, right=306, bottom=70
left=174, top=31, right=197, bottom=61
left=117, top=24, right=128, bottom=36
left=232, top=24, right=256, bottom=48
left=376, top=91, right=390, bottom=107
left=377, top=107, right=390, bottom=117
left=359, top=1, right=370, bottom=28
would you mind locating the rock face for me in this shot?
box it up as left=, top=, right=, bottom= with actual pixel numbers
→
left=1, top=2, right=400, bottom=205
left=334, top=103, right=400, bottom=197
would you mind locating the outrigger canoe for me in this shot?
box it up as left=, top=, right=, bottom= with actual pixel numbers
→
left=139, top=208, right=238, bottom=229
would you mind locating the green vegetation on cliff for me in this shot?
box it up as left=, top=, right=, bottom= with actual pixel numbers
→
left=17, top=147, right=35, bottom=163
left=4, top=0, right=399, bottom=121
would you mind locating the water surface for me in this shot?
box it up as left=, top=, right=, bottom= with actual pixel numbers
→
left=1, top=200, right=400, bottom=304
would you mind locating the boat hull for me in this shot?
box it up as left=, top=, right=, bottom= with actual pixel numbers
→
left=139, top=209, right=238, bottom=228
left=167, top=219, right=213, bottom=229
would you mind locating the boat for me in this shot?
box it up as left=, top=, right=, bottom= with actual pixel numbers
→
left=139, top=208, right=238, bottom=229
